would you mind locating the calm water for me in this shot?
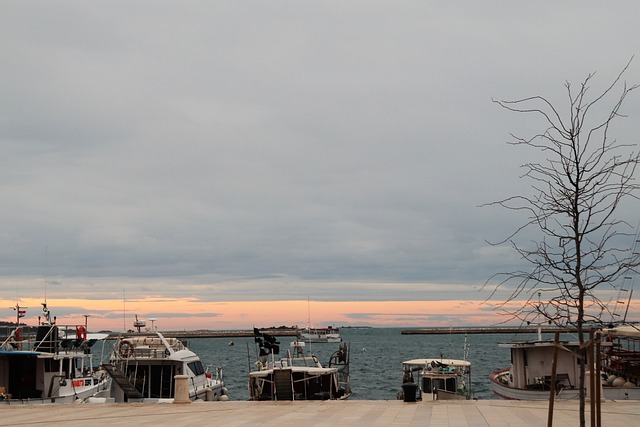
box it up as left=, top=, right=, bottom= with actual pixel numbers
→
left=184, top=328, right=555, bottom=401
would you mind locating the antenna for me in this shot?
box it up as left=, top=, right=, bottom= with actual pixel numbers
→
left=306, top=297, right=312, bottom=354
left=44, top=245, right=48, bottom=305
left=12, top=303, right=28, bottom=326
left=133, top=314, right=146, bottom=333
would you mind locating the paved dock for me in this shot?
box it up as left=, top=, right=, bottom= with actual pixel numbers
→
left=1, top=400, right=638, bottom=426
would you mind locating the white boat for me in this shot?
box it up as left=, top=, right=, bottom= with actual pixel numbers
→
left=0, top=303, right=111, bottom=404
left=398, top=358, right=472, bottom=401
left=297, top=326, right=342, bottom=343
left=248, top=332, right=351, bottom=400
left=489, top=326, right=640, bottom=401
left=102, top=329, right=227, bottom=402
left=489, top=339, right=582, bottom=400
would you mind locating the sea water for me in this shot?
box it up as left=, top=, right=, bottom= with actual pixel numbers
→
left=185, top=328, right=560, bottom=401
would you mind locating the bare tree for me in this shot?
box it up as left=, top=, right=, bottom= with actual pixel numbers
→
left=486, top=59, right=640, bottom=426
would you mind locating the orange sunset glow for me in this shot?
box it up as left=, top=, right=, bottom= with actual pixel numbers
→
left=2, top=297, right=638, bottom=332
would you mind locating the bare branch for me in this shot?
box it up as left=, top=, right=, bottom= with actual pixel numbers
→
left=485, top=60, right=640, bottom=423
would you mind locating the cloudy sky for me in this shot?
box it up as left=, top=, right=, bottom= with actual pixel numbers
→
left=2, top=2, right=640, bottom=330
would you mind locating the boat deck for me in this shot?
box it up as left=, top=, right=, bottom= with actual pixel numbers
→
left=1, top=399, right=638, bottom=426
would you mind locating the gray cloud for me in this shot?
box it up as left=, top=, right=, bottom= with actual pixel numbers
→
left=2, top=2, right=640, bottom=308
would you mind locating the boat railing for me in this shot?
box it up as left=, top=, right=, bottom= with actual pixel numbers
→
left=1, top=324, right=92, bottom=354
left=122, top=345, right=171, bottom=359
left=206, top=366, right=224, bottom=383
left=112, top=334, right=185, bottom=361
left=259, top=354, right=323, bottom=370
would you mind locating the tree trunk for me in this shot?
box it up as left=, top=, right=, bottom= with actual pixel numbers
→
left=578, top=293, right=586, bottom=427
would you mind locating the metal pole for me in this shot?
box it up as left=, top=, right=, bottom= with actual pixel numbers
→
left=595, top=331, right=602, bottom=427
left=590, top=330, right=595, bottom=427
left=547, top=331, right=560, bottom=427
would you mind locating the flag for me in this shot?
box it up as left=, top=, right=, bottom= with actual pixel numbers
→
left=18, top=310, right=26, bottom=318
left=262, top=334, right=280, bottom=355
left=254, top=328, right=263, bottom=343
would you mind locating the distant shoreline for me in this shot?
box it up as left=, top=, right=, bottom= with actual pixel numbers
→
left=1, top=325, right=579, bottom=341
left=107, top=329, right=299, bottom=339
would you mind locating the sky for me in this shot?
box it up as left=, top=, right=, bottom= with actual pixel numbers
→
left=2, top=2, right=640, bottom=331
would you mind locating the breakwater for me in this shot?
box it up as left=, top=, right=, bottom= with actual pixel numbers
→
left=401, top=327, right=578, bottom=335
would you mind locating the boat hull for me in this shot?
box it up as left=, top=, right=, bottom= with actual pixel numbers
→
left=249, top=367, right=349, bottom=401
left=489, top=369, right=640, bottom=401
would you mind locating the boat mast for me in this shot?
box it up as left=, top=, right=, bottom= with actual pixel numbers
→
left=306, top=297, right=312, bottom=353
left=613, top=222, right=640, bottom=324
left=13, top=275, right=27, bottom=333
left=44, top=245, right=47, bottom=306
left=123, top=289, right=126, bottom=332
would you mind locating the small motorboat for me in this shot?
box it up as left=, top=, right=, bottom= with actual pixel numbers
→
left=248, top=330, right=351, bottom=400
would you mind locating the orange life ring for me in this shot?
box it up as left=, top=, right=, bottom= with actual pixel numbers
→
left=76, top=326, right=87, bottom=341
left=118, top=340, right=134, bottom=358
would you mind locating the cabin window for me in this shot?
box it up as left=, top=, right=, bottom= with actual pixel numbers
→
left=445, top=377, right=456, bottom=392
left=188, top=361, right=205, bottom=376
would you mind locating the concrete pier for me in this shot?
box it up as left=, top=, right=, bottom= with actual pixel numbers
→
left=0, top=400, right=637, bottom=426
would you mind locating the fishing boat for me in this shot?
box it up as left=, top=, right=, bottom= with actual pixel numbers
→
left=489, top=337, right=581, bottom=400
left=297, top=326, right=342, bottom=343
left=0, top=303, right=111, bottom=404
left=102, top=323, right=227, bottom=402
left=248, top=330, right=351, bottom=400
left=398, top=358, right=472, bottom=401
left=397, top=333, right=472, bottom=401
left=489, top=326, right=640, bottom=400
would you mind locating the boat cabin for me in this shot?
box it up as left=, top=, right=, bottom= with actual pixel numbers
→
left=499, top=341, right=579, bottom=391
